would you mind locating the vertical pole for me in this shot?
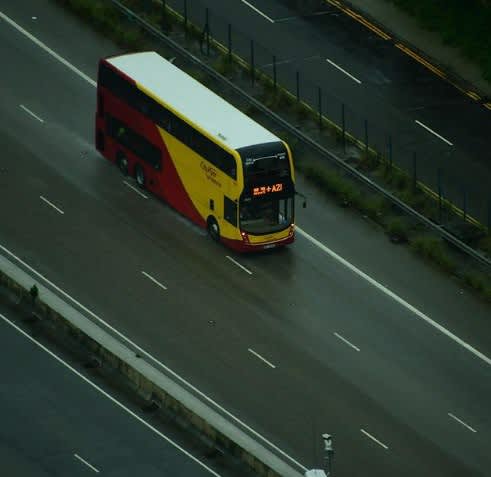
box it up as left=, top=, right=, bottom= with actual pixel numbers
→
left=412, top=152, right=417, bottom=191
left=161, top=0, right=167, bottom=32
left=342, top=103, right=346, bottom=152
left=205, top=8, right=210, bottom=56
left=364, top=119, right=368, bottom=155
left=463, top=188, right=467, bottom=221
left=250, top=40, right=255, bottom=86
left=227, top=24, right=232, bottom=61
left=488, top=198, right=491, bottom=232
left=273, top=55, right=277, bottom=91
left=296, top=71, right=300, bottom=101
left=388, top=135, right=393, bottom=170
left=184, top=0, right=187, bottom=30
left=438, top=168, right=443, bottom=223
left=318, top=87, right=322, bottom=130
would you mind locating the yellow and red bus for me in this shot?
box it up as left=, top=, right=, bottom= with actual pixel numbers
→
left=95, top=51, right=296, bottom=251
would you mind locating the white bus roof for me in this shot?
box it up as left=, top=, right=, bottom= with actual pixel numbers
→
left=107, top=51, right=280, bottom=151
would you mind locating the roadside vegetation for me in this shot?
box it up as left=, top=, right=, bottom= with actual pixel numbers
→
left=387, top=0, right=491, bottom=82
left=54, top=0, right=491, bottom=302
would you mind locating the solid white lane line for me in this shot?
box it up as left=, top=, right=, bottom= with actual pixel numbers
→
left=40, top=195, right=64, bottom=214
left=415, top=120, right=453, bottom=146
left=334, top=332, right=360, bottom=352
left=74, top=454, right=100, bottom=473
left=239, top=0, right=275, bottom=23
left=226, top=256, right=253, bottom=275
left=123, top=180, right=148, bottom=199
left=326, top=58, right=362, bottom=84
left=0, top=313, right=221, bottom=476
left=360, top=429, right=389, bottom=450
left=141, top=271, right=168, bottom=291
left=0, top=244, right=307, bottom=472
left=20, top=104, right=44, bottom=123
left=448, top=413, right=477, bottom=433
left=0, top=11, right=96, bottom=87
left=296, top=228, right=491, bottom=368
left=248, top=348, right=276, bottom=368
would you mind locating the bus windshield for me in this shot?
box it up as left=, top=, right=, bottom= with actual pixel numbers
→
left=240, top=196, right=293, bottom=234
left=243, top=153, right=290, bottom=178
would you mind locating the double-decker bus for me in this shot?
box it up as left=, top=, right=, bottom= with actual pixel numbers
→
left=95, top=51, right=296, bottom=251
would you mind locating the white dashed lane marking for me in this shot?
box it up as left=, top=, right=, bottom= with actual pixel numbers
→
left=326, top=58, right=362, bottom=84
left=74, top=454, right=100, bottom=473
left=248, top=348, right=276, bottom=369
left=141, top=271, right=168, bottom=291
left=334, top=332, right=360, bottom=352
left=361, top=429, right=389, bottom=450
left=415, top=120, right=453, bottom=146
left=40, top=195, right=64, bottom=214
left=448, top=413, right=477, bottom=433
left=20, top=104, right=44, bottom=123
left=226, top=255, right=253, bottom=275
left=123, top=180, right=148, bottom=199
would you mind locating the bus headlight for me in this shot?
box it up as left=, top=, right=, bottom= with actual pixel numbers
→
left=240, top=231, right=249, bottom=243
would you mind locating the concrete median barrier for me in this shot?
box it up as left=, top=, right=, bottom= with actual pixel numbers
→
left=0, top=252, right=304, bottom=477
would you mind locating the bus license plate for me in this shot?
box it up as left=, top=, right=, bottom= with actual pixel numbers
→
left=263, top=244, right=276, bottom=249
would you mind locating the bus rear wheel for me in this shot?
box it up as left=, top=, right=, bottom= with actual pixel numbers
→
left=135, top=164, right=146, bottom=189
left=207, top=217, right=220, bottom=242
left=117, top=153, right=128, bottom=176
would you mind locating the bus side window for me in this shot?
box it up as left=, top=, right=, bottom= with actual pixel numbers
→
left=224, top=196, right=237, bottom=226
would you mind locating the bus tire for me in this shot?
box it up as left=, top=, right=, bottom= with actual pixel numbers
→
left=117, top=153, right=128, bottom=176
left=135, top=164, right=146, bottom=189
left=207, top=217, right=220, bottom=242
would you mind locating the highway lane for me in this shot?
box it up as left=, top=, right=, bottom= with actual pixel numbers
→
left=165, top=0, right=491, bottom=222
left=1, top=3, right=491, bottom=476
left=2, top=123, right=489, bottom=477
left=0, top=305, right=222, bottom=477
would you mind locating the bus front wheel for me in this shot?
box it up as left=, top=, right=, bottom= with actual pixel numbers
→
left=207, top=217, right=220, bottom=242
left=135, top=164, right=146, bottom=189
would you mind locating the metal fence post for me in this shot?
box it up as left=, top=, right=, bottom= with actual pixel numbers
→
left=412, top=152, right=417, bottom=191
left=318, top=87, right=322, bottom=129
left=438, top=168, right=443, bottom=223
left=364, top=119, right=368, bottom=155
left=296, top=71, right=300, bottom=101
left=205, top=8, right=210, bottom=56
left=228, top=24, right=232, bottom=61
left=388, top=135, right=393, bottom=170
left=250, top=40, right=255, bottom=86
left=161, top=0, right=168, bottom=32
left=183, top=0, right=187, bottom=30
left=463, top=188, right=467, bottom=221
left=342, top=103, right=346, bottom=152
left=273, top=55, right=277, bottom=91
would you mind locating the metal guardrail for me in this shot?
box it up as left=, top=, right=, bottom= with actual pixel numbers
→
left=110, top=0, right=491, bottom=270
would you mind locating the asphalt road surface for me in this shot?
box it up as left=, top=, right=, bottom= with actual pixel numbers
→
left=0, top=2, right=490, bottom=476
left=0, top=304, right=222, bottom=477
left=165, top=0, right=491, bottom=223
